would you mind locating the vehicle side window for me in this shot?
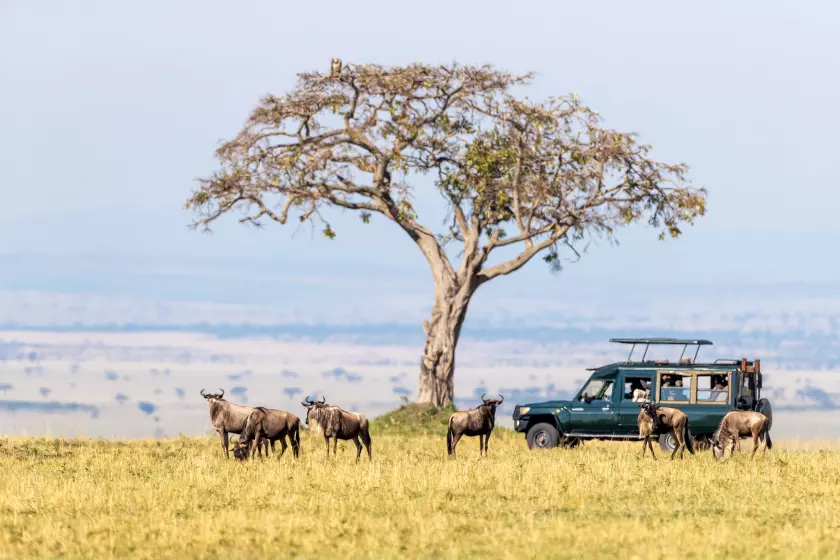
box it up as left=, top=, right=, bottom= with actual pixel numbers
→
left=602, top=381, right=613, bottom=402
left=578, top=379, right=615, bottom=402
left=658, top=373, right=691, bottom=402
left=697, top=373, right=730, bottom=403
left=623, top=376, right=651, bottom=401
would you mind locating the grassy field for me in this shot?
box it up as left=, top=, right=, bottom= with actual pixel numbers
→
left=2, top=409, right=840, bottom=559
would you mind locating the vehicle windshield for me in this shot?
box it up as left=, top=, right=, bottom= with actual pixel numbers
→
left=577, top=379, right=613, bottom=402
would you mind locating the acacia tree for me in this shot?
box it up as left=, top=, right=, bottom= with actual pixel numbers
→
left=187, top=62, right=706, bottom=408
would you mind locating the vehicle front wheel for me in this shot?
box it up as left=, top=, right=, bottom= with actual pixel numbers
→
left=526, top=422, right=560, bottom=450
left=659, top=432, right=678, bottom=452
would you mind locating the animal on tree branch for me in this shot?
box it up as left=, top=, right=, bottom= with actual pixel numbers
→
left=187, top=61, right=707, bottom=407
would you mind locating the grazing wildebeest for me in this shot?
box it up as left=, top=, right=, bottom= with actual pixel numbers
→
left=200, top=388, right=268, bottom=459
left=301, top=396, right=372, bottom=461
left=637, top=402, right=695, bottom=460
left=446, top=394, right=504, bottom=458
left=237, top=406, right=301, bottom=460
left=711, top=410, right=772, bottom=461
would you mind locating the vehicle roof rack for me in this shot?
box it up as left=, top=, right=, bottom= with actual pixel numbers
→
left=610, top=337, right=714, bottom=363
left=609, top=338, right=714, bottom=346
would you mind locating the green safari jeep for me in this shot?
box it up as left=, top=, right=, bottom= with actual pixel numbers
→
left=511, top=338, right=773, bottom=451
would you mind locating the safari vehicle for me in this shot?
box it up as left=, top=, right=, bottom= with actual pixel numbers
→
left=511, top=338, right=773, bottom=451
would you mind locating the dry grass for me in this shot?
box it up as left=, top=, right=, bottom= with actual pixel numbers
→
left=1, top=430, right=839, bottom=559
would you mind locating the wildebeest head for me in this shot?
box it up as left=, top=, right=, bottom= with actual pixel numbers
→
left=200, top=388, right=225, bottom=401
left=232, top=441, right=249, bottom=461
left=301, top=396, right=327, bottom=429
left=640, top=402, right=660, bottom=430
left=479, top=393, right=504, bottom=415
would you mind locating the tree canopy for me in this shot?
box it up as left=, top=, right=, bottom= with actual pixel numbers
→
left=187, top=61, right=707, bottom=406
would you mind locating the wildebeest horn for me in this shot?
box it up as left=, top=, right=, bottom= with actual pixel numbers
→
left=318, top=396, right=326, bottom=404
left=497, top=394, right=504, bottom=404
left=217, top=388, right=224, bottom=398
left=481, top=393, right=488, bottom=402
left=301, top=396, right=313, bottom=407
left=200, top=389, right=207, bottom=397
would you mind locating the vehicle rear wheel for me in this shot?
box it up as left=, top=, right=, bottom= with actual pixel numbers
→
left=755, top=398, right=773, bottom=431
left=526, top=423, right=560, bottom=450
left=659, top=432, right=678, bottom=452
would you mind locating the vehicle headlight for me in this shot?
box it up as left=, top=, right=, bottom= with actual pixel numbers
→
left=519, top=407, right=530, bottom=416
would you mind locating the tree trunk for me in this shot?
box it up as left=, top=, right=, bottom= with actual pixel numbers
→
left=417, top=280, right=475, bottom=408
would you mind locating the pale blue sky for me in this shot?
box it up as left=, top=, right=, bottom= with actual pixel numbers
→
left=1, top=0, right=839, bottom=301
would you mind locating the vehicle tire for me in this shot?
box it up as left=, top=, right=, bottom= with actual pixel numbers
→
left=659, top=432, right=678, bottom=452
left=526, top=422, right=560, bottom=450
left=755, top=398, right=773, bottom=431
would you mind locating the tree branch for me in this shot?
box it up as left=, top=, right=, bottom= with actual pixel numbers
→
left=477, top=224, right=571, bottom=283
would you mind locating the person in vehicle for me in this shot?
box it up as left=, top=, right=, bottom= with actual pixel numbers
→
left=712, top=380, right=728, bottom=402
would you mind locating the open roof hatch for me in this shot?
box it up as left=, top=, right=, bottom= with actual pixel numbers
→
left=609, top=337, right=714, bottom=364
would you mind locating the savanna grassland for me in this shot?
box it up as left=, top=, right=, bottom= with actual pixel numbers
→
left=2, top=409, right=839, bottom=559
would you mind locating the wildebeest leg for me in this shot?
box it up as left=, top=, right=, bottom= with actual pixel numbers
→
left=360, top=428, right=372, bottom=461
left=270, top=439, right=276, bottom=455
left=729, top=436, right=737, bottom=457
left=641, top=436, right=648, bottom=458
left=251, top=426, right=263, bottom=459
left=751, top=430, right=760, bottom=459
left=648, top=437, right=657, bottom=459
left=678, top=427, right=687, bottom=460
left=324, top=435, right=330, bottom=457
left=353, top=435, right=363, bottom=461
left=485, top=430, right=492, bottom=456
left=670, top=430, right=680, bottom=461
left=449, top=432, right=462, bottom=458
left=221, top=430, right=229, bottom=459
left=278, top=436, right=287, bottom=459
left=333, top=435, right=339, bottom=456
left=479, top=434, right=485, bottom=456
left=736, top=437, right=742, bottom=453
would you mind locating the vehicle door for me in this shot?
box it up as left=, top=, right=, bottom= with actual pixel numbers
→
left=567, top=377, right=618, bottom=434
left=687, top=370, right=735, bottom=434
left=616, top=371, right=654, bottom=434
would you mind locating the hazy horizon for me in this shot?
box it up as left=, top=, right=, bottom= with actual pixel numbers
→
left=2, top=1, right=839, bottom=438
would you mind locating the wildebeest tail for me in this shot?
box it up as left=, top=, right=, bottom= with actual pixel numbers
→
left=292, top=418, right=301, bottom=457
left=359, top=416, right=372, bottom=454
left=446, top=417, right=454, bottom=455
left=684, top=421, right=695, bottom=455
left=764, top=423, right=773, bottom=450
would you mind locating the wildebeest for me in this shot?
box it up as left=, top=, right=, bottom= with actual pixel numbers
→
left=711, top=410, right=772, bottom=461
left=200, top=388, right=268, bottom=459
left=446, top=394, right=503, bottom=458
left=236, top=406, right=301, bottom=460
left=301, top=396, right=372, bottom=461
left=637, top=402, right=695, bottom=460
left=637, top=402, right=659, bottom=458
